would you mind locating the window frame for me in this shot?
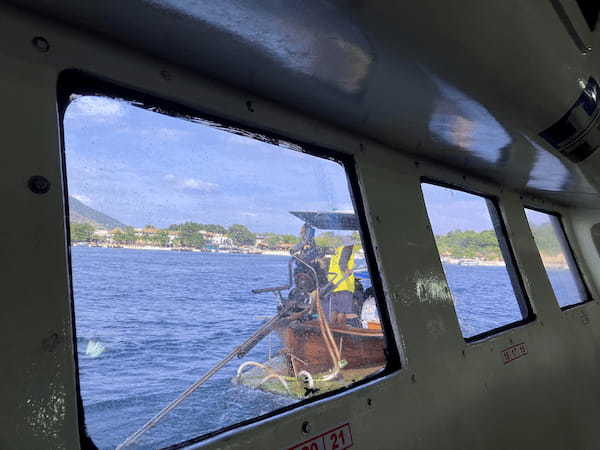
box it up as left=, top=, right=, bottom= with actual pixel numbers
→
left=420, top=178, right=536, bottom=342
left=524, top=205, right=593, bottom=310
left=57, top=70, right=401, bottom=449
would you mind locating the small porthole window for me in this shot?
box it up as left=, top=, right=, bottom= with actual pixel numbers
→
left=63, top=91, right=395, bottom=449
left=420, top=182, right=532, bottom=340
left=524, top=208, right=590, bottom=308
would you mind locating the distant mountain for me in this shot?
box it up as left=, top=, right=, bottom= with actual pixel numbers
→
left=69, top=196, right=126, bottom=229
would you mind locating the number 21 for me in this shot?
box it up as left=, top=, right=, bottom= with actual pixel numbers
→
left=330, top=430, right=345, bottom=449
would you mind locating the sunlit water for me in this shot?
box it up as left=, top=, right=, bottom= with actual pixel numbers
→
left=73, top=247, right=572, bottom=449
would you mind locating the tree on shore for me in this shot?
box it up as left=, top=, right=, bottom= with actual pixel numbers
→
left=176, top=222, right=205, bottom=248
left=530, top=223, right=562, bottom=256
left=122, top=226, right=137, bottom=245
left=202, top=224, right=227, bottom=234
left=434, top=229, right=501, bottom=260
left=152, top=230, right=170, bottom=247
left=112, top=229, right=124, bottom=244
left=228, top=224, right=256, bottom=246
left=315, top=232, right=344, bottom=250
left=168, top=222, right=227, bottom=235
left=265, top=233, right=299, bottom=248
left=71, top=223, right=95, bottom=242
left=112, top=227, right=137, bottom=245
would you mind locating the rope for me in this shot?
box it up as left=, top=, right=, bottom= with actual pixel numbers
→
left=258, top=373, right=291, bottom=394
left=291, top=255, right=341, bottom=380
left=313, top=289, right=340, bottom=381
left=236, top=361, right=269, bottom=378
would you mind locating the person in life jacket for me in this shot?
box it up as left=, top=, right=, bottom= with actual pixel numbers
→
left=326, top=236, right=357, bottom=325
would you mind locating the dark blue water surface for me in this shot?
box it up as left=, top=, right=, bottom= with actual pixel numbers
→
left=443, top=263, right=580, bottom=338
left=73, top=247, right=294, bottom=450
left=443, top=264, right=523, bottom=338
left=73, top=247, right=575, bottom=449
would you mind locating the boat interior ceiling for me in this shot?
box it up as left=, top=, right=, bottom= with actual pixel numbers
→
left=7, top=0, right=600, bottom=207
left=5, top=1, right=600, bottom=449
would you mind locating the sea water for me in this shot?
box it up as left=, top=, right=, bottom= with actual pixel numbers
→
left=72, top=246, right=570, bottom=449
left=74, top=247, right=295, bottom=449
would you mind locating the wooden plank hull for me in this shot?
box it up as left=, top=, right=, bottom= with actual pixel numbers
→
left=277, top=320, right=386, bottom=375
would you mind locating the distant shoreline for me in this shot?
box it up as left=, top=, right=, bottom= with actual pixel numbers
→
left=72, top=243, right=570, bottom=269
left=442, top=257, right=505, bottom=267
left=72, top=243, right=290, bottom=256
left=441, top=256, right=568, bottom=270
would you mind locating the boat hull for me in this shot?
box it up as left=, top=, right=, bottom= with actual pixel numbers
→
left=278, top=320, right=386, bottom=375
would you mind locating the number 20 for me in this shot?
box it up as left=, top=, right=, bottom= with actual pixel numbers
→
left=301, top=443, right=318, bottom=450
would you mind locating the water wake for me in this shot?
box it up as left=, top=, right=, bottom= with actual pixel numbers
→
left=85, top=340, right=106, bottom=358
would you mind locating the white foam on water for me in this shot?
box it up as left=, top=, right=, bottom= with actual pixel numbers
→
left=85, top=340, right=106, bottom=358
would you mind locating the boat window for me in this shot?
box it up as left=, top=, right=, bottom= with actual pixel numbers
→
left=420, top=182, right=531, bottom=340
left=63, top=94, right=391, bottom=449
left=524, top=208, right=589, bottom=308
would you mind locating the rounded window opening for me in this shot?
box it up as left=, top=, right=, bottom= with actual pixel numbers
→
left=63, top=94, right=394, bottom=449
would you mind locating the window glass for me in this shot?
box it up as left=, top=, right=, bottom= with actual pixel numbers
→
left=421, top=183, right=529, bottom=339
left=524, top=209, right=588, bottom=308
left=64, top=95, right=389, bottom=449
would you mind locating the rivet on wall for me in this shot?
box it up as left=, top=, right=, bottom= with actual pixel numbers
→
left=32, top=36, right=50, bottom=53
left=301, top=421, right=312, bottom=434
left=28, top=175, right=51, bottom=194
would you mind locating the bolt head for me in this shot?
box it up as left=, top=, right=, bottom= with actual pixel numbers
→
left=301, top=421, right=311, bottom=434
left=160, top=69, right=172, bottom=81
left=32, top=36, right=50, bottom=53
left=28, top=175, right=51, bottom=194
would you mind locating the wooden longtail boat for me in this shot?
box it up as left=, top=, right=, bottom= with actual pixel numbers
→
left=278, top=321, right=385, bottom=375
left=236, top=211, right=387, bottom=398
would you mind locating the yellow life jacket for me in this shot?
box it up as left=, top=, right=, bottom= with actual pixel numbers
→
left=328, top=245, right=355, bottom=293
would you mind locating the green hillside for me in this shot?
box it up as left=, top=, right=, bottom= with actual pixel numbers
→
left=434, top=223, right=561, bottom=260
left=435, top=229, right=502, bottom=260
left=69, top=196, right=126, bottom=229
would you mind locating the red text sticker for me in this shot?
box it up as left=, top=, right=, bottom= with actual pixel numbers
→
left=501, top=342, right=528, bottom=364
left=288, top=423, right=353, bottom=450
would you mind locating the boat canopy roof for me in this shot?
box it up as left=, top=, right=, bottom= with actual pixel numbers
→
left=290, top=211, right=358, bottom=230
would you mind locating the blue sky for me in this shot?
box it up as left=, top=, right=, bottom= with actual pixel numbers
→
left=64, top=96, right=491, bottom=235
left=64, top=96, right=354, bottom=234
left=421, top=184, right=496, bottom=235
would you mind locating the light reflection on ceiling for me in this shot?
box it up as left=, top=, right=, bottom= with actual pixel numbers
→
left=523, top=136, right=595, bottom=193
left=428, top=75, right=511, bottom=165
